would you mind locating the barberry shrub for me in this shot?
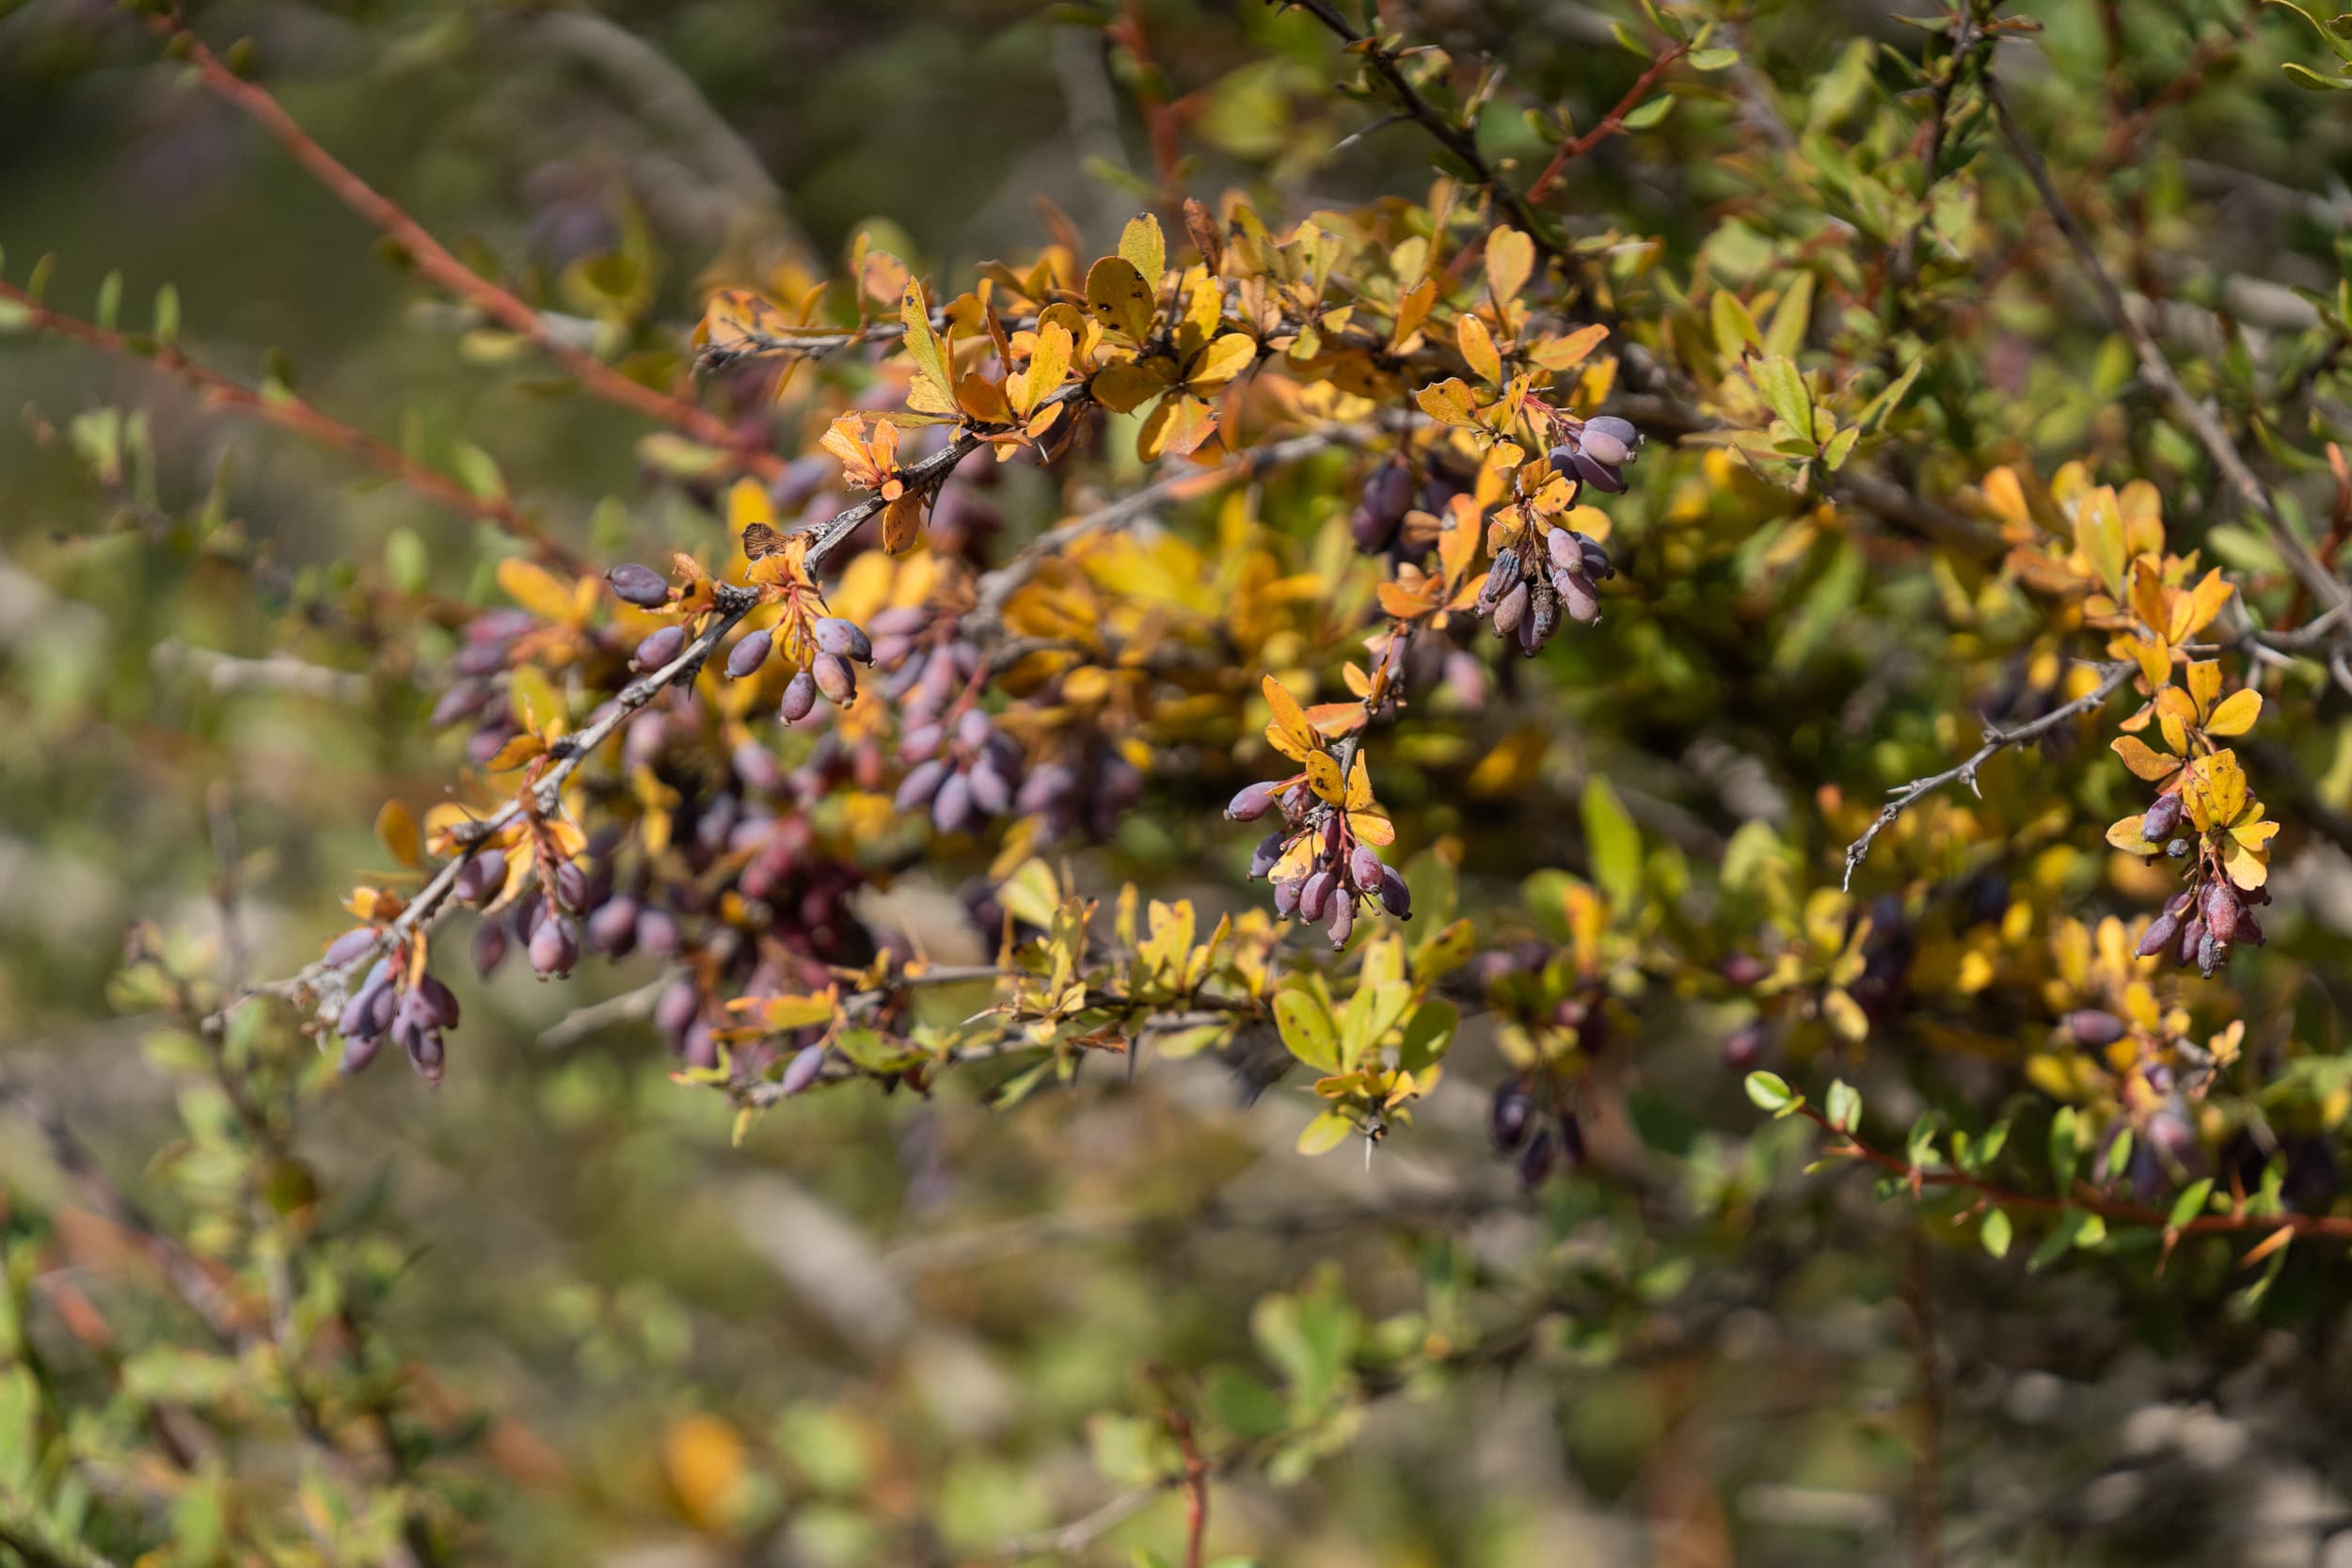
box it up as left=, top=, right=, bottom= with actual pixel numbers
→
left=9, top=0, right=2352, bottom=1562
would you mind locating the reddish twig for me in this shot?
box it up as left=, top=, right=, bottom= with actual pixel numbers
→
left=146, top=12, right=782, bottom=483
left=1524, top=42, right=1692, bottom=204
left=1105, top=2, right=1189, bottom=218
left=0, top=277, right=573, bottom=565
left=1794, top=1102, right=2352, bottom=1242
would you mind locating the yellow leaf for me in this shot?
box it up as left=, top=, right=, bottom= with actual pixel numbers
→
left=2204, top=688, right=2262, bottom=736
left=1304, top=751, right=1343, bottom=803
left=2185, top=659, right=2222, bottom=716
left=881, top=491, right=926, bottom=554
left=2170, top=568, right=2233, bottom=642
left=1485, top=227, right=1534, bottom=309
left=1414, top=377, right=1479, bottom=427
left=1455, top=313, right=1502, bottom=386
left=1263, top=674, right=1315, bottom=758
left=1009, top=320, right=1072, bottom=416
left=2222, top=836, right=2269, bottom=890
left=1090, top=356, right=1175, bottom=414
left=663, top=1415, right=746, bottom=1532
left=2110, top=735, right=2182, bottom=781
left=497, top=557, right=581, bottom=625
left=899, top=278, right=953, bottom=404
left=1391, top=278, right=1436, bottom=348
left=375, top=800, right=420, bottom=868
left=1348, top=809, right=1395, bottom=847
left=1085, top=255, right=1157, bottom=342
left=485, top=734, right=544, bottom=772
left=1118, top=213, right=1166, bottom=287
left=2106, top=815, right=2157, bottom=853
left=1524, top=323, right=1610, bottom=372
left=1343, top=750, right=1374, bottom=810
left=1185, top=332, right=1257, bottom=390
left=1138, top=393, right=1216, bottom=460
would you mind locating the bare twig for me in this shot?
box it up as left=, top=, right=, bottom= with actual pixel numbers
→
left=1991, top=80, right=2351, bottom=620
left=146, top=11, right=781, bottom=482
left=0, top=278, right=569, bottom=562
left=1841, top=661, right=2133, bottom=889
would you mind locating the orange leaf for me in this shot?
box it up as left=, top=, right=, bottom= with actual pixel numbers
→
left=375, top=800, right=421, bottom=868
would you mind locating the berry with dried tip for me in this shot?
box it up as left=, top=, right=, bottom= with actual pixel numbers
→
left=779, top=671, right=818, bottom=723
left=606, top=563, right=671, bottom=609
left=1228, top=781, right=1282, bottom=821
left=529, top=914, right=580, bottom=978
left=812, top=617, right=873, bottom=663
left=2142, top=791, right=2184, bottom=841
left=811, top=652, right=857, bottom=705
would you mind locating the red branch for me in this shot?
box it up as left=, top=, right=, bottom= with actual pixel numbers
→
left=149, top=13, right=783, bottom=483
left=1796, top=1103, right=2352, bottom=1243
left=0, top=277, right=574, bottom=566
left=1525, top=43, right=1692, bottom=205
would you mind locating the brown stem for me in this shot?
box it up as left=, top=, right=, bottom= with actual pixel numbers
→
left=146, top=12, right=782, bottom=482
left=0, top=278, right=572, bottom=564
left=1524, top=42, right=1692, bottom=204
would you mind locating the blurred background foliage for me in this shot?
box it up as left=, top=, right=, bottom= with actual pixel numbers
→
left=10, top=2, right=2352, bottom=1566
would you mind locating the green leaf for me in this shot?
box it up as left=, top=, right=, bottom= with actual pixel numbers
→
left=95, top=268, right=122, bottom=331
left=1856, top=356, right=1922, bottom=431
left=1980, top=1207, right=2012, bottom=1259
left=1743, top=1070, right=1794, bottom=1112
left=2281, top=60, right=2352, bottom=88
left=1274, top=989, right=1342, bottom=1073
left=2169, top=1178, right=2215, bottom=1232
left=1688, top=46, right=1739, bottom=71
left=152, top=282, right=180, bottom=344
left=1710, top=290, right=1762, bottom=357
left=1581, top=776, right=1642, bottom=907
left=1821, top=425, right=1859, bottom=471
left=1752, top=355, right=1813, bottom=437
left=1824, top=1079, right=1861, bottom=1133
left=1397, top=1000, right=1457, bottom=1073
left=1620, top=93, right=1674, bottom=130
left=452, top=441, right=507, bottom=502
left=2049, top=1106, right=2079, bottom=1184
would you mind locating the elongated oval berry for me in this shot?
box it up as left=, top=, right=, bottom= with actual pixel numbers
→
left=2067, top=1008, right=2126, bottom=1047
left=607, top=563, right=671, bottom=609
left=529, top=914, right=580, bottom=978
left=933, top=770, right=974, bottom=834
left=341, top=1033, right=383, bottom=1075
left=1273, top=877, right=1302, bottom=919
left=1493, top=580, right=1530, bottom=635
left=1349, top=843, right=1384, bottom=889
left=782, top=1043, right=828, bottom=1096
left=1491, top=1081, right=1534, bottom=1149
left=812, top=617, right=873, bottom=663
left=2174, top=915, right=2204, bottom=967
left=2142, top=792, right=2184, bottom=840
left=589, top=896, right=640, bottom=958
left=1518, top=1129, right=1557, bottom=1188
left=896, top=757, right=949, bottom=811
left=1546, top=527, right=1580, bottom=573
left=967, top=756, right=1012, bottom=816
left=2201, top=880, right=2241, bottom=944
left=416, top=972, right=461, bottom=1030
left=407, top=1030, right=446, bottom=1085
left=1572, top=451, right=1625, bottom=493
left=779, top=670, right=818, bottom=723
left=1327, top=895, right=1355, bottom=948
left=1249, top=831, right=1285, bottom=879
left=1525, top=585, right=1559, bottom=652
left=1299, top=869, right=1335, bottom=923
left=1228, top=781, right=1280, bottom=821
left=1556, top=569, right=1600, bottom=624
left=2136, top=909, right=2181, bottom=958
left=324, top=926, right=378, bottom=967
left=724, top=627, right=773, bottom=679
left=2238, top=909, right=2265, bottom=946
left=1377, top=865, right=1412, bottom=919
left=473, top=918, right=509, bottom=977
left=955, top=707, right=993, bottom=751
left=812, top=652, right=856, bottom=704
left=1579, top=420, right=1636, bottom=467
left=1573, top=532, right=1614, bottom=579
left=453, top=849, right=508, bottom=907
left=632, top=625, right=687, bottom=671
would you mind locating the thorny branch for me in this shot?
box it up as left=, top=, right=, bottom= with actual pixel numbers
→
left=1991, top=79, right=2352, bottom=623
left=146, top=10, right=783, bottom=483
left=1841, top=661, right=2134, bottom=889
left=0, top=277, right=572, bottom=565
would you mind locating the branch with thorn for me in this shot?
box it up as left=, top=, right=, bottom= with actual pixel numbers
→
left=1842, top=661, right=2133, bottom=889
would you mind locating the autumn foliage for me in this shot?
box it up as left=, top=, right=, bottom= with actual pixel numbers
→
left=13, top=0, right=2352, bottom=1562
